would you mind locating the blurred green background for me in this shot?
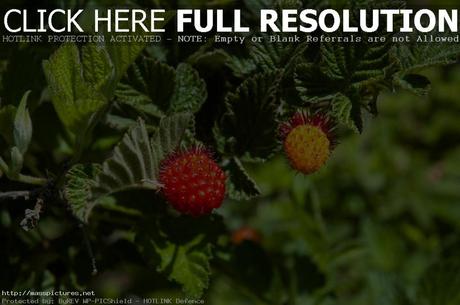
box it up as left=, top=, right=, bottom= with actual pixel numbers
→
left=213, top=65, right=460, bottom=305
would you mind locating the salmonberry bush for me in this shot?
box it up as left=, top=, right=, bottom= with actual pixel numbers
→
left=1, top=0, right=460, bottom=304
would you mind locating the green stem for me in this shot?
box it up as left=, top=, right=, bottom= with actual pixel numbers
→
left=16, top=174, right=47, bottom=186
left=2, top=151, right=46, bottom=186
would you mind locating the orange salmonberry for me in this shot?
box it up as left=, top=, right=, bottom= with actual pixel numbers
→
left=279, top=111, right=335, bottom=175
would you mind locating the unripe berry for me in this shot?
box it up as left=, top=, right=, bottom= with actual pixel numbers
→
left=159, top=146, right=226, bottom=216
left=279, top=111, right=335, bottom=175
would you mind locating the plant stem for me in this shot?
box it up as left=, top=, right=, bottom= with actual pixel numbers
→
left=0, top=190, right=31, bottom=201
left=17, top=174, right=47, bottom=186
left=79, top=222, right=98, bottom=276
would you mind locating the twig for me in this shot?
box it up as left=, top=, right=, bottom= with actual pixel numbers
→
left=79, top=222, right=98, bottom=276
left=0, top=190, right=32, bottom=201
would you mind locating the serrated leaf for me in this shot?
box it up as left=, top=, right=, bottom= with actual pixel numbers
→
left=188, top=49, right=230, bottom=70
left=331, top=94, right=361, bottom=132
left=295, top=63, right=345, bottom=101
left=102, top=10, right=174, bottom=83
left=92, top=114, right=192, bottom=201
left=137, top=232, right=211, bottom=298
left=226, top=56, right=257, bottom=78
left=116, top=59, right=176, bottom=115
left=92, top=119, right=159, bottom=199
left=64, top=164, right=101, bottom=223
left=81, top=43, right=113, bottom=94
left=104, top=114, right=139, bottom=132
left=250, top=35, right=307, bottom=73
left=295, top=1, right=402, bottom=104
left=43, top=43, right=108, bottom=133
left=13, top=91, right=32, bottom=154
left=150, top=113, right=193, bottom=165
left=170, top=63, right=207, bottom=114
left=136, top=216, right=224, bottom=298
left=104, top=36, right=146, bottom=84
left=395, top=31, right=460, bottom=73
left=295, top=39, right=393, bottom=102
left=218, top=71, right=281, bottom=160
left=225, top=157, right=261, bottom=200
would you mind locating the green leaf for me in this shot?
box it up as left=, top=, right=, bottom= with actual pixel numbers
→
left=395, top=74, right=431, bottom=96
left=101, top=10, right=174, bottom=83
left=217, top=71, right=281, bottom=160
left=294, top=30, right=396, bottom=130
left=13, top=91, right=32, bottom=154
left=64, top=164, right=101, bottom=223
left=226, top=56, right=257, bottom=78
left=92, top=119, right=160, bottom=199
left=294, top=1, right=401, bottom=107
left=331, top=93, right=361, bottom=132
left=187, top=49, right=230, bottom=70
left=117, top=60, right=206, bottom=116
left=9, top=146, right=23, bottom=178
left=170, top=63, right=207, bottom=114
left=116, top=59, right=176, bottom=115
left=81, top=43, right=113, bottom=95
left=225, top=157, right=261, bottom=200
left=104, top=114, right=139, bottom=132
left=92, top=114, right=192, bottom=200
left=43, top=43, right=107, bottom=133
left=250, top=35, right=307, bottom=73
left=104, top=36, right=147, bottom=84
left=137, top=231, right=212, bottom=298
left=394, top=31, right=460, bottom=73
left=295, top=63, right=344, bottom=101
left=150, top=113, right=194, bottom=164
left=295, top=39, right=394, bottom=101
left=136, top=216, right=224, bottom=298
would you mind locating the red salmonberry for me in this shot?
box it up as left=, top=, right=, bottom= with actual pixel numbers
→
left=279, top=111, right=336, bottom=175
left=159, top=146, right=226, bottom=216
